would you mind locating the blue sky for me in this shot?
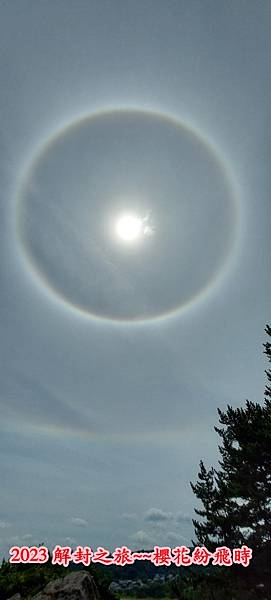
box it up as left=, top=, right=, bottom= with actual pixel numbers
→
left=0, top=0, right=271, bottom=558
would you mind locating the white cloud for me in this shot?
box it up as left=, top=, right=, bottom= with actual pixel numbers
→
left=121, top=512, right=137, bottom=520
left=233, top=497, right=249, bottom=507
left=132, top=530, right=152, bottom=545
left=0, top=521, right=11, bottom=529
left=63, top=536, right=77, bottom=545
left=144, top=508, right=173, bottom=522
left=69, top=517, right=88, bottom=527
left=239, top=527, right=253, bottom=536
left=165, top=531, right=189, bottom=545
left=8, top=536, right=20, bottom=543
left=175, top=511, right=191, bottom=523
left=131, top=528, right=189, bottom=549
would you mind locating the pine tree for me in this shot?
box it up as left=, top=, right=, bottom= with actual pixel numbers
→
left=264, top=323, right=271, bottom=398
left=191, top=325, right=271, bottom=554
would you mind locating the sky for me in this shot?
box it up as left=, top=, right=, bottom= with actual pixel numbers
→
left=0, top=0, right=271, bottom=559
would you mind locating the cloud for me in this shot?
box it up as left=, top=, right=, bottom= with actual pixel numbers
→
left=175, top=511, right=191, bottom=523
left=144, top=508, right=173, bottom=522
left=8, top=536, right=20, bottom=543
left=69, top=517, right=88, bottom=527
left=164, top=531, right=189, bottom=545
left=131, top=529, right=189, bottom=549
left=132, top=530, right=152, bottom=545
left=63, top=537, right=77, bottom=545
left=121, top=513, right=137, bottom=520
left=0, top=521, right=11, bottom=529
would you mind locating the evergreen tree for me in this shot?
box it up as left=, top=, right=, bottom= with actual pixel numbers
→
left=191, top=325, right=271, bottom=554
left=264, top=323, right=271, bottom=398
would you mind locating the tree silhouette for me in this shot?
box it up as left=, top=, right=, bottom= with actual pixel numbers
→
left=191, top=325, right=271, bottom=554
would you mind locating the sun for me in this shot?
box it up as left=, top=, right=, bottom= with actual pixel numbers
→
left=114, top=211, right=154, bottom=244
left=116, top=214, right=144, bottom=242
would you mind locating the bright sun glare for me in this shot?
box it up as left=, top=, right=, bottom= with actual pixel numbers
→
left=116, top=214, right=143, bottom=242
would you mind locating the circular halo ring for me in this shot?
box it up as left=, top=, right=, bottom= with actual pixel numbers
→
left=14, top=108, right=241, bottom=325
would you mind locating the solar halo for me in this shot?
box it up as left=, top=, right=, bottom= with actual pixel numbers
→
left=14, top=108, right=240, bottom=325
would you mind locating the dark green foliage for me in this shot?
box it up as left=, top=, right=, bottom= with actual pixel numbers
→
left=264, top=324, right=271, bottom=398
left=191, top=325, right=271, bottom=555
left=0, top=560, right=119, bottom=600
left=0, top=559, right=70, bottom=600
left=86, top=564, right=117, bottom=600
left=171, top=569, right=263, bottom=600
left=92, top=558, right=180, bottom=581
left=122, top=580, right=174, bottom=598
left=188, top=325, right=271, bottom=597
